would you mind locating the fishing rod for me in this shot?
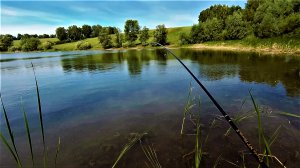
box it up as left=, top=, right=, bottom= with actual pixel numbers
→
left=152, top=42, right=268, bottom=168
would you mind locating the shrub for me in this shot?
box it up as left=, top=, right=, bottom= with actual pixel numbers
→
left=0, top=35, right=14, bottom=51
left=76, top=41, right=92, bottom=50
left=98, top=31, right=113, bottom=49
left=20, top=37, right=41, bottom=51
left=179, top=33, right=190, bottom=46
left=41, top=41, right=53, bottom=50
left=225, top=11, right=248, bottom=40
left=202, top=18, right=224, bottom=41
left=8, top=46, right=21, bottom=52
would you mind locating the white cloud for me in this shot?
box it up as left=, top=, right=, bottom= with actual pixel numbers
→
left=1, top=25, right=57, bottom=36
left=1, top=6, right=64, bottom=23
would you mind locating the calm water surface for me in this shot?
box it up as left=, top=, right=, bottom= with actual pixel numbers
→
left=1, top=49, right=299, bottom=167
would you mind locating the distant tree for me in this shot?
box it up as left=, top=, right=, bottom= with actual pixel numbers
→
left=106, top=26, right=118, bottom=34
left=124, top=20, right=140, bottom=44
left=67, top=25, right=82, bottom=41
left=98, top=30, right=113, bottom=49
left=56, top=27, right=67, bottom=41
left=139, top=26, right=149, bottom=45
left=17, top=33, right=22, bottom=40
left=91, top=25, right=102, bottom=37
left=0, top=34, right=14, bottom=51
left=82, top=25, right=92, bottom=38
left=50, top=34, right=56, bottom=38
left=43, top=34, right=50, bottom=38
left=20, top=37, right=41, bottom=51
left=114, top=28, right=123, bottom=48
left=225, top=11, right=248, bottom=40
left=32, top=34, right=38, bottom=38
left=154, top=24, right=168, bottom=45
left=198, top=4, right=241, bottom=23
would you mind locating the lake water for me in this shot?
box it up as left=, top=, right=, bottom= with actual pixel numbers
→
left=1, top=49, right=299, bottom=167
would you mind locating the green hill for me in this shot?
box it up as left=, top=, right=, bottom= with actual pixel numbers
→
left=12, top=26, right=191, bottom=51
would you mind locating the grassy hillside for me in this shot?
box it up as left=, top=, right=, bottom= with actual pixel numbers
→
left=23, top=26, right=191, bottom=51
left=9, top=26, right=300, bottom=55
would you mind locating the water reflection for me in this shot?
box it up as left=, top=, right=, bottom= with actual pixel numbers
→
left=61, top=49, right=300, bottom=97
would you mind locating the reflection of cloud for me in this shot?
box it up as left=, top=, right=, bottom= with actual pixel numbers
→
left=1, top=6, right=64, bottom=23
left=1, top=25, right=57, bottom=36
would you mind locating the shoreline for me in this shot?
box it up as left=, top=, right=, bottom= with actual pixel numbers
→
left=185, top=44, right=300, bottom=56
left=2, top=43, right=300, bottom=56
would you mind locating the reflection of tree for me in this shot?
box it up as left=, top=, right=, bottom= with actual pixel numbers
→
left=179, top=49, right=300, bottom=96
left=61, top=53, right=121, bottom=72
left=61, top=49, right=300, bottom=96
left=126, top=50, right=142, bottom=76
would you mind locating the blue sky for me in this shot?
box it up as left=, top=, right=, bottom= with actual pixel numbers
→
left=1, top=1, right=246, bottom=36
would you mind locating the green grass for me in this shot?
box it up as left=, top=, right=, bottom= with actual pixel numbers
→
left=0, top=63, right=61, bottom=168
left=13, top=38, right=59, bottom=47
left=202, top=35, right=300, bottom=51
left=9, top=26, right=300, bottom=53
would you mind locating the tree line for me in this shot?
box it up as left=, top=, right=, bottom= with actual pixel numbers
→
left=1, top=0, right=298, bottom=52
left=179, top=0, right=300, bottom=45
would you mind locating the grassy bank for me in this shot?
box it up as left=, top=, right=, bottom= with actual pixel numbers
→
left=188, top=36, right=300, bottom=55
left=7, top=26, right=300, bottom=55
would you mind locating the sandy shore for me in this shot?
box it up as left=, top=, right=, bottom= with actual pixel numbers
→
left=185, top=44, right=300, bottom=56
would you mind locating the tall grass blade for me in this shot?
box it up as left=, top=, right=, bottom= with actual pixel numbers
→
left=276, top=111, right=300, bottom=118
left=112, top=133, right=145, bottom=168
left=141, top=144, right=161, bottom=168
left=249, top=91, right=271, bottom=166
left=213, top=155, right=222, bottom=168
left=181, top=83, right=194, bottom=135
left=0, top=93, right=22, bottom=167
left=55, top=137, right=61, bottom=168
left=31, top=62, right=47, bottom=168
left=21, top=98, right=34, bottom=167
left=0, top=132, right=21, bottom=167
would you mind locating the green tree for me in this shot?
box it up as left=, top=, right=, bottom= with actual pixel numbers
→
left=202, top=18, right=224, bottom=41
left=124, top=20, right=140, bottom=44
left=198, top=4, right=241, bottom=23
left=98, top=30, right=113, bottom=49
left=67, top=25, right=82, bottom=41
left=139, top=26, right=149, bottom=45
left=179, top=32, right=190, bottom=46
left=189, top=24, right=205, bottom=43
left=0, top=34, right=14, bottom=51
left=225, top=11, right=248, bottom=40
left=114, top=28, right=123, bottom=48
left=81, top=25, right=92, bottom=38
left=91, top=25, right=103, bottom=37
left=20, top=37, right=41, bottom=51
left=154, top=24, right=168, bottom=45
left=56, top=27, right=67, bottom=41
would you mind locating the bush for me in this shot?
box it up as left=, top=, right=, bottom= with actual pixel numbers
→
left=98, top=31, right=113, bottom=49
left=225, top=11, right=248, bottom=40
left=41, top=41, right=53, bottom=50
left=8, top=46, right=21, bottom=52
left=179, top=33, right=190, bottom=46
left=202, top=18, right=224, bottom=41
left=0, top=35, right=14, bottom=51
left=20, top=37, right=41, bottom=51
left=76, top=41, right=92, bottom=50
